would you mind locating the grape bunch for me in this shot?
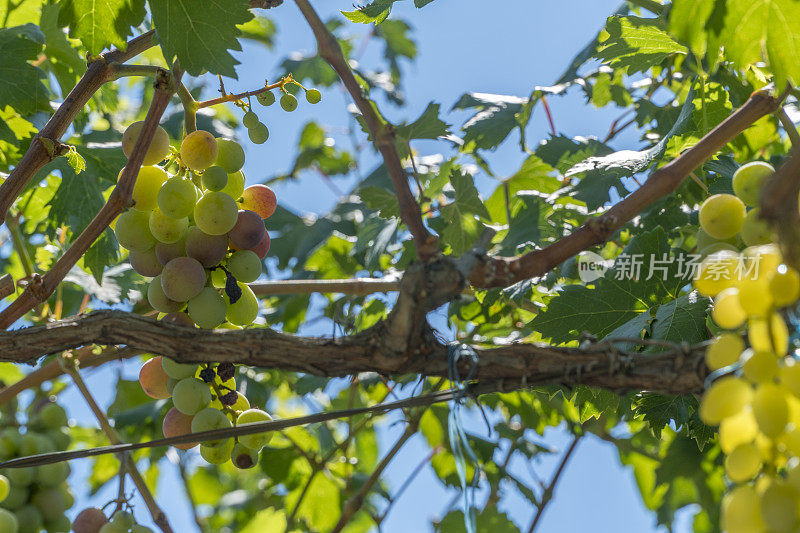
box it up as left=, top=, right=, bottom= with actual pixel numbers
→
left=73, top=508, right=153, bottom=533
left=0, top=400, right=74, bottom=533
left=139, top=356, right=273, bottom=468
left=693, top=161, right=800, bottom=532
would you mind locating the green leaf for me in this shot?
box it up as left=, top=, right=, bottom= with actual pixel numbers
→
left=597, top=16, right=687, bottom=73
left=634, top=393, right=697, bottom=438
left=0, top=24, right=49, bottom=114
left=360, top=186, right=400, bottom=219
left=342, top=0, right=396, bottom=24
left=395, top=102, right=450, bottom=142
left=149, top=0, right=253, bottom=77
left=374, top=18, right=416, bottom=80
left=65, top=147, right=86, bottom=174
left=285, top=472, right=341, bottom=531
left=240, top=508, right=287, bottom=533
left=438, top=171, right=490, bottom=255
left=668, top=0, right=715, bottom=56
left=436, top=508, right=518, bottom=533
left=453, top=92, right=528, bottom=151
left=58, top=0, right=145, bottom=55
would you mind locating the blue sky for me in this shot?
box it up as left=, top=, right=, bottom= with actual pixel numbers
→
left=53, top=1, right=697, bottom=532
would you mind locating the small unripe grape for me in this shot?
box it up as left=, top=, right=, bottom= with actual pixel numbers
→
left=257, top=91, right=275, bottom=106
left=248, top=122, right=269, bottom=144
left=131, top=525, right=154, bottom=533
left=236, top=409, right=273, bottom=451
left=39, top=402, right=67, bottom=430
left=110, top=510, right=134, bottom=529
left=215, top=138, right=245, bottom=173
left=190, top=407, right=232, bottom=448
left=769, top=268, right=800, bottom=307
left=699, top=375, right=752, bottom=425
left=736, top=277, right=772, bottom=317
left=161, top=357, right=198, bottom=379
left=699, top=193, right=746, bottom=240
left=280, top=93, right=298, bottom=112
left=155, top=239, right=186, bottom=266
left=752, top=383, right=789, bottom=437
left=130, top=247, right=163, bottom=277
left=123, top=166, right=168, bottom=212
left=162, top=407, right=197, bottom=450
left=225, top=283, right=259, bottom=326
left=229, top=210, right=266, bottom=250
left=705, top=333, right=744, bottom=371
left=711, top=288, right=746, bottom=330
left=741, top=349, right=779, bottom=383
left=202, top=166, right=228, bottom=192
left=147, top=275, right=181, bottom=313
left=732, top=161, right=774, bottom=206
left=15, top=505, right=42, bottom=532
left=0, top=474, right=9, bottom=503
left=149, top=208, right=188, bottom=244
left=242, top=111, right=259, bottom=128
left=210, top=268, right=227, bottom=289
left=180, top=130, right=218, bottom=171
left=139, top=356, right=171, bottom=399
left=227, top=250, right=262, bottom=283
left=32, top=487, right=67, bottom=522
left=749, top=312, right=789, bottom=355
left=250, top=232, right=271, bottom=259
left=187, top=287, right=226, bottom=329
left=221, top=170, right=245, bottom=200
left=115, top=209, right=156, bottom=252
left=72, top=507, right=108, bottom=533
left=122, top=121, right=171, bottom=166
left=231, top=442, right=259, bottom=469
left=158, top=177, right=196, bottom=219
left=0, top=509, right=17, bottom=533
left=161, top=256, right=206, bottom=302
left=99, top=522, right=127, bottom=533
left=3, top=484, right=28, bottom=510
left=194, top=192, right=239, bottom=235
left=725, top=442, right=761, bottom=482
left=240, top=184, right=277, bottom=219
left=172, top=377, right=212, bottom=415
left=693, top=250, right=741, bottom=297
left=740, top=208, right=774, bottom=246
left=305, top=88, right=321, bottom=104
left=200, top=439, right=234, bottom=464
left=760, top=480, right=797, bottom=532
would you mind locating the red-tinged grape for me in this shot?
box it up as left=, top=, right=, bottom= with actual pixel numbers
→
left=190, top=407, right=232, bottom=448
left=215, top=138, right=245, bottom=173
left=185, top=226, right=228, bottom=267
left=162, top=407, right=197, bottom=450
left=240, top=185, right=277, bottom=219
left=236, top=409, right=273, bottom=451
left=221, top=170, right=245, bottom=199
left=201, top=166, right=228, bottom=192
left=149, top=207, right=188, bottom=244
left=161, top=257, right=206, bottom=302
left=250, top=231, right=271, bottom=260
left=147, top=275, right=181, bottom=313
left=227, top=250, right=262, bottom=283
left=155, top=239, right=185, bottom=265
left=161, top=312, right=195, bottom=327
left=139, top=356, right=171, bottom=399
left=161, top=358, right=197, bottom=379
left=115, top=210, right=156, bottom=252
left=172, top=377, right=211, bottom=415
left=194, top=191, right=238, bottom=235
left=129, top=247, right=162, bottom=277
left=180, top=130, right=218, bottom=171
left=225, top=283, right=259, bottom=326
left=0, top=509, right=17, bottom=533
left=200, top=439, right=234, bottom=465
left=231, top=442, right=258, bottom=469
left=122, top=122, right=171, bottom=166
left=248, top=122, right=269, bottom=144
left=732, top=161, right=774, bottom=207
left=158, top=177, right=196, bottom=219
left=72, top=507, right=108, bottom=533
left=699, top=193, right=746, bottom=240
left=187, top=287, right=226, bottom=329
left=229, top=210, right=265, bottom=250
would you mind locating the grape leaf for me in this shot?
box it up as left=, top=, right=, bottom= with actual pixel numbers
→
left=668, top=0, right=715, bottom=57
left=596, top=16, right=687, bottom=73
left=395, top=102, right=450, bottom=142
left=360, top=186, right=400, bottom=219
left=0, top=24, right=50, bottom=114
left=58, top=0, right=145, bottom=55
left=453, top=92, right=529, bottom=151
left=437, top=171, right=490, bottom=255
left=149, top=0, right=253, bottom=77
left=374, top=18, right=416, bottom=80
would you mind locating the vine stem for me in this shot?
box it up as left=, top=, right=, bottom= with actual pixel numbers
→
left=59, top=354, right=174, bottom=533
left=526, top=434, right=582, bottom=533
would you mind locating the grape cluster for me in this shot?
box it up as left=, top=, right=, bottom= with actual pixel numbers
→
left=694, top=161, right=800, bottom=532
left=139, top=356, right=273, bottom=468
left=0, top=401, right=73, bottom=533
left=72, top=508, right=152, bottom=533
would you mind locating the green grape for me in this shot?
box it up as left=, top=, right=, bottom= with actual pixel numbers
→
left=121, top=166, right=168, bottom=213
left=742, top=244, right=783, bottom=279
left=749, top=312, right=789, bottom=355
left=215, top=138, right=245, bottom=173
left=36, top=462, right=69, bottom=487
left=740, top=208, right=774, bottom=246
left=305, top=88, right=321, bottom=104
left=236, top=409, right=273, bottom=451
left=696, top=227, right=739, bottom=251
left=242, top=111, right=260, bottom=128
left=0, top=474, right=9, bottom=503
left=149, top=208, right=188, bottom=244
left=180, top=130, right=218, bottom=171
left=99, top=522, right=128, bottom=533
left=6, top=466, right=35, bottom=486
left=47, top=515, right=71, bottom=533
left=231, top=443, right=259, bottom=469
left=194, top=192, right=239, bottom=235
left=147, top=275, right=181, bottom=313
left=742, top=349, right=779, bottom=384
left=711, top=288, right=746, bottom=330
left=161, top=358, right=198, bottom=379
left=725, top=442, right=761, bottom=482
left=110, top=511, right=134, bottom=529
left=3, top=484, right=28, bottom=510
left=732, top=161, right=775, bottom=207
left=115, top=210, right=156, bottom=252
left=210, top=391, right=249, bottom=412
left=200, top=438, right=234, bottom=465
left=248, top=122, right=269, bottom=144
left=693, top=250, right=741, bottom=297
left=280, top=93, right=298, bottom=112
left=190, top=407, right=232, bottom=448
left=201, top=166, right=228, bottom=192
left=161, top=257, right=206, bottom=302
left=225, top=283, right=259, bottom=326
left=705, top=333, right=745, bottom=371
left=737, top=277, right=772, bottom=317
left=122, top=122, right=171, bottom=166
left=185, top=226, right=228, bottom=267
left=139, top=356, right=171, bottom=399
left=129, top=247, right=163, bottom=277
left=211, top=268, right=227, bottom=289
left=769, top=267, right=800, bottom=307
left=257, top=91, right=275, bottom=106
left=699, top=193, right=746, bottom=240
left=161, top=407, right=197, bottom=450
left=130, top=525, right=154, bottom=533
left=699, top=375, right=753, bottom=425
left=227, top=250, right=262, bottom=283
left=158, top=177, right=196, bottom=219
left=698, top=242, right=739, bottom=258
left=0, top=508, right=17, bottom=533
left=47, top=428, right=71, bottom=451
left=221, top=170, right=245, bottom=200
left=39, top=403, right=67, bottom=430
left=172, top=377, right=212, bottom=415
left=32, top=487, right=67, bottom=522
left=781, top=360, right=800, bottom=397
left=723, top=485, right=764, bottom=533
left=15, top=505, right=43, bottom=533
left=752, top=383, right=789, bottom=437
left=760, top=480, right=797, bottom=532
left=187, top=287, right=226, bottom=329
